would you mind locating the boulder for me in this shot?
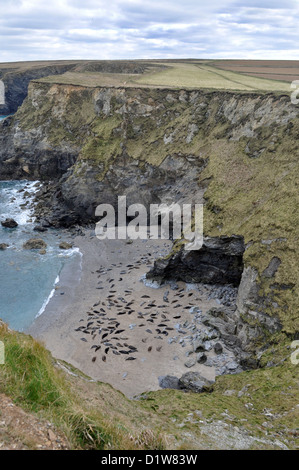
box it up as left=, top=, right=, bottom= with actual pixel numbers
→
left=1, top=218, right=18, bottom=228
left=59, top=241, right=73, bottom=250
left=23, top=238, right=47, bottom=250
left=214, top=342, right=223, bottom=355
left=0, top=243, right=9, bottom=250
left=158, top=375, right=181, bottom=390
left=33, top=225, right=48, bottom=232
left=197, top=352, right=207, bottom=363
left=179, top=372, right=214, bottom=393
left=184, top=358, right=196, bottom=368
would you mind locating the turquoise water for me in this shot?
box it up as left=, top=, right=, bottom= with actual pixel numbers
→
left=0, top=116, right=8, bottom=121
left=0, top=180, right=81, bottom=331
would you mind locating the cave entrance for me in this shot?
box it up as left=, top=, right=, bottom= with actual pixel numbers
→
left=147, top=235, right=245, bottom=288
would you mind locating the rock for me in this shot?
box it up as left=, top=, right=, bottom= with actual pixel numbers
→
left=179, top=372, right=214, bottom=393
left=192, top=337, right=204, bottom=352
left=0, top=243, right=9, bottom=250
left=163, top=290, right=169, bottom=302
left=48, top=429, right=57, bottom=442
left=197, top=352, right=207, bottom=363
left=59, top=241, right=73, bottom=250
left=226, top=361, right=238, bottom=371
left=262, top=257, right=281, bottom=278
left=184, top=358, right=196, bottom=368
left=39, top=249, right=47, bottom=255
left=203, top=341, right=213, bottom=351
left=1, top=218, right=18, bottom=228
left=214, top=342, right=223, bottom=355
left=33, top=225, right=48, bottom=232
left=158, top=375, right=181, bottom=390
left=147, top=235, right=245, bottom=287
left=223, top=390, right=237, bottom=396
left=23, top=238, right=47, bottom=250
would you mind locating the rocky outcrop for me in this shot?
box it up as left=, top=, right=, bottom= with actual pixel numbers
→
left=179, top=372, right=215, bottom=393
left=23, top=238, right=47, bottom=250
left=1, top=218, right=18, bottom=228
left=0, top=63, right=79, bottom=115
left=146, top=236, right=245, bottom=286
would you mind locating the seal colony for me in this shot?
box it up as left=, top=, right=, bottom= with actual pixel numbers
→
left=27, top=229, right=241, bottom=398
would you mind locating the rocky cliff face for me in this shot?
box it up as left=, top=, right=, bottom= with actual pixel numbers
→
left=0, top=80, right=298, bottom=359
left=0, top=64, right=80, bottom=115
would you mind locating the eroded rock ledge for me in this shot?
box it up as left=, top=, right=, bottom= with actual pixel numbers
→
left=146, top=235, right=245, bottom=287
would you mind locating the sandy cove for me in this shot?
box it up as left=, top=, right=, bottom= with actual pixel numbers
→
left=27, top=228, right=236, bottom=398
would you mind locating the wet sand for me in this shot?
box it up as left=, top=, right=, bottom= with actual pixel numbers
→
left=27, top=229, right=233, bottom=398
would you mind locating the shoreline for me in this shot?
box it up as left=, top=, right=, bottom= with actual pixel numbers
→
left=27, top=228, right=237, bottom=398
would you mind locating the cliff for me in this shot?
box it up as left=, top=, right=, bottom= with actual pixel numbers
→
left=0, top=79, right=298, bottom=355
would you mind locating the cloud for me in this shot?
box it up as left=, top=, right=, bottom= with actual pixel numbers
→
left=0, top=0, right=298, bottom=61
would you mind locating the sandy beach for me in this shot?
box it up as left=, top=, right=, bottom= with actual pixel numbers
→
left=27, top=228, right=237, bottom=398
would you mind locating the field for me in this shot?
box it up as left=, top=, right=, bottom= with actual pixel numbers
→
left=211, top=59, right=299, bottom=83
left=0, top=59, right=297, bottom=93
left=36, top=59, right=298, bottom=93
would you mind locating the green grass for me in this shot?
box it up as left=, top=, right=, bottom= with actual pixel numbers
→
left=38, top=62, right=293, bottom=93
left=0, top=322, right=167, bottom=450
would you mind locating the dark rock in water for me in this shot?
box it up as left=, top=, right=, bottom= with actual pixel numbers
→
left=158, top=375, right=181, bottom=390
left=23, top=238, right=47, bottom=250
left=214, top=342, right=223, bottom=355
left=1, top=218, right=18, bottom=228
left=59, top=241, right=73, bottom=250
left=0, top=243, right=9, bottom=250
left=179, top=372, right=214, bottom=393
left=33, top=225, right=48, bottom=232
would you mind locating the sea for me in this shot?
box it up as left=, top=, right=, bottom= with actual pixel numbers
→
left=0, top=123, right=82, bottom=331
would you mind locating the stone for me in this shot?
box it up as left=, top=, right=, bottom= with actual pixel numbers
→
left=262, top=257, right=281, bottom=278
left=33, top=225, right=48, bottom=232
left=23, top=238, right=47, bottom=250
left=0, top=243, right=9, bottom=250
left=59, top=241, right=73, bottom=250
left=227, top=361, right=239, bottom=371
left=203, top=341, right=213, bottom=351
left=1, top=218, right=18, bottom=228
left=192, top=337, right=204, bottom=352
left=197, top=352, right=207, bottom=363
left=214, top=342, right=223, bottom=355
left=179, top=372, right=214, bottom=393
left=223, top=389, right=237, bottom=396
left=184, top=358, right=196, bottom=368
left=158, top=375, right=181, bottom=390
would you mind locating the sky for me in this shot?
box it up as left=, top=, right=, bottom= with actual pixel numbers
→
left=0, top=0, right=298, bottom=62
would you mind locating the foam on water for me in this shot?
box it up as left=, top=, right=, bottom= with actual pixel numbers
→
left=0, top=181, right=82, bottom=331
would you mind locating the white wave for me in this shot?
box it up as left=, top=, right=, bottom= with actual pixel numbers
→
left=57, top=246, right=82, bottom=258
left=1, top=180, right=41, bottom=226
left=35, top=274, right=60, bottom=318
